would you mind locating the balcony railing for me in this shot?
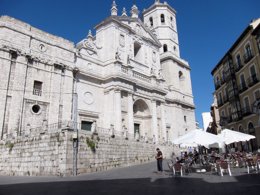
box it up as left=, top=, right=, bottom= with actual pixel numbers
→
left=231, top=111, right=243, bottom=122
left=217, top=100, right=224, bottom=107
left=223, top=95, right=229, bottom=103
left=214, top=81, right=221, bottom=90
left=234, top=62, right=243, bottom=72
left=241, top=106, right=253, bottom=117
left=243, top=52, right=254, bottom=64
left=228, top=88, right=239, bottom=101
left=238, top=83, right=248, bottom=93
left=33, top=88, right=42, bottom=96
left=224, top=70, right=234, bottom=81
left=220, top=116, right=233, bottom=125
left=247, top=74, right=259, bottom=87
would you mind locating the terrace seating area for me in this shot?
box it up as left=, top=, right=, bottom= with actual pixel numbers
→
left=168, top=151, right=260, bottom=177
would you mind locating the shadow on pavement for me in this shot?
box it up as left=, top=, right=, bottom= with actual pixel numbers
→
left=0, top=173, right=260, bottom=195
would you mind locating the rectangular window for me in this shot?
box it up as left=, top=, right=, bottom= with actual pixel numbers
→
left=81, top=121, right=92, bottom=131
left=244, top=97, right=250, bottom=110
left=236, top=54, right=241, bottom=66
left=250, top=65, right=256, bottom=77
left=33, top=81, right=42, bottom=96
left=254, top=90, right=260, bottom=100
left=246, top=44, right=252, bottom=56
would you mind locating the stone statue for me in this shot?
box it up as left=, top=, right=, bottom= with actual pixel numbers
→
left=158, top=69, right=164, bottom=79
left=91, top=120, right=96, bottom=133
left=150, top=68, right=155, bottom=75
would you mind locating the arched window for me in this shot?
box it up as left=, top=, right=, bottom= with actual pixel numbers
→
left=163, top=44, right=168, bottom=52
left=161, top=14, right=165, bottom=23
left=248, top=122, right=255, bottom=134
left=179, top=71, right=184, bottom=80
left=149, top=17, right=153, bottom=27
left=170, top=16, right=174, bottom=28
left=238, top=125, right=244, bottom=133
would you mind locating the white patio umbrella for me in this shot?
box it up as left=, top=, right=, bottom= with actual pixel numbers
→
left=217, top=129, right=256, bottom=145
left=173, top=129, right=223, bottom=148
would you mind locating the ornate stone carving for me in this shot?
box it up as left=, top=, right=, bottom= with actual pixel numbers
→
left=83, top=92, right=94, bottom=105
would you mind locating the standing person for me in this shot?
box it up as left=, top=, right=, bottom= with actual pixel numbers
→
left=155, top=148, right=163, bottom=173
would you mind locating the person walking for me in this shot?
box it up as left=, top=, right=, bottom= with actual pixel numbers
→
left=155, top=148, right=163, bottom=173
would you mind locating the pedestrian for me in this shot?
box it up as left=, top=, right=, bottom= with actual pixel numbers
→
left=155, top=148, right=163, bottom=173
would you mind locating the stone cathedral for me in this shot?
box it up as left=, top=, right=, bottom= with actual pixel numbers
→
left=0, top=1, right=196, bottom=175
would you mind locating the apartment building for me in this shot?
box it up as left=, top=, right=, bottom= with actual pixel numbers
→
left=211, top=18, right=260, bottom=151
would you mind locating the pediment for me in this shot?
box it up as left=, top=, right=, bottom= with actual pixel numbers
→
left=95, top=16, right=161, bottom=47
left=119, top=18, right=161, bottom=47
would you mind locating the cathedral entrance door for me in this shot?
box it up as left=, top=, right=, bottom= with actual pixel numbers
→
left=133, top=99, right=151, bottom=141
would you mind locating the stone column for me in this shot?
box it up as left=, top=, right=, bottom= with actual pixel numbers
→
left=151, top=100, right=158, bottom=143
left=114, top=88, right=122, bottom=133
left=161, top=103, right=167, bottom=143
left=128, top=92, right=134, bottom=136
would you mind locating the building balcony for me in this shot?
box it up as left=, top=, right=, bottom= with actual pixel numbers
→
left=224, top=69, right=235, bottom=81
left=241, top=106, right=253, bottom=117
left=243, top=52, right=254, bottom=64
left=220, top=116, right=233, bottom=125
left=228, top=89, right=239, bottom=101
left=238, top=83, right=248, bottom=93
left=223, top=95, right=229, bottom=103
left=231, top=111, right=243, bottom=122
left=234, top=62, right=243, bottom=72
left=227, top=116, right=233, bottom=123
left=247, top=74, right=259, bottom=87
left=217, top=100, right=224, bottom=107
left=33, top=88, right=42, bottom=96
left=214, top=81, right=221, bottom=90
left=220, top=78, right=226, bottom=85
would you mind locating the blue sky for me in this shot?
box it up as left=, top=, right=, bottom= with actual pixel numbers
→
left=1, top=0, right=260, bottom=128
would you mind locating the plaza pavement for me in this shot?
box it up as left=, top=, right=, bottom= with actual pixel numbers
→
left=0, top=160, right=260, bottom=195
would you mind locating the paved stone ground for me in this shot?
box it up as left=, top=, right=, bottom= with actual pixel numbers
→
left=0, top=160, right=260, bottom=195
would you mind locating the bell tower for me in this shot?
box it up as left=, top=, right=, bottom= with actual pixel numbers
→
left=143, top=0, right=179, bottom=57
left=143, top=0, right=196, bottom=134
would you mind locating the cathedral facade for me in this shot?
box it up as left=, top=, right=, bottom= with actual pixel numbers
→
left=0, top=1, right=196, bottom=144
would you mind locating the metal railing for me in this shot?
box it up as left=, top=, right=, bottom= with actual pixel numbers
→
left=33, top=88, right=42, bottom=96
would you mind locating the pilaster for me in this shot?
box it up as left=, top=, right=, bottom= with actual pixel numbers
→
left=127, top=92, right=134, bottom=135
left=114, top=88, right=122, bottom=132
left=151, top=99, right=158, bottom=143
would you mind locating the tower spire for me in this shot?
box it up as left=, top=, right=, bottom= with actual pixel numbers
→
left=122, top=7, right=127, bottom=16
left=111, top=1, right=118, bottom=16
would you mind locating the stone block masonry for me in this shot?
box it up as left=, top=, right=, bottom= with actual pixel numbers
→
left=0, top=129, right=175, bottom=176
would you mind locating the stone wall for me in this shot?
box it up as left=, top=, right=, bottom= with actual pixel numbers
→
left=0, top=129, right=175, bottom=176
left=0, top=131, right=69, bottom=176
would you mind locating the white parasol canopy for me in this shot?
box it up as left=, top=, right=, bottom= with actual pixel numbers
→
left=172, top=129, right=222, bottom=148
left=217, top=129, right=256, bottom=145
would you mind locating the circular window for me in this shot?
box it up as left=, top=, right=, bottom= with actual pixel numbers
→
left=38, top=44, right=47, bottom=52
left=32, top=104, right=41, bottom=114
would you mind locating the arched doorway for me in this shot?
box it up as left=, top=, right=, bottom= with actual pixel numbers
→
left=133, top=99, right=151, bottom=141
